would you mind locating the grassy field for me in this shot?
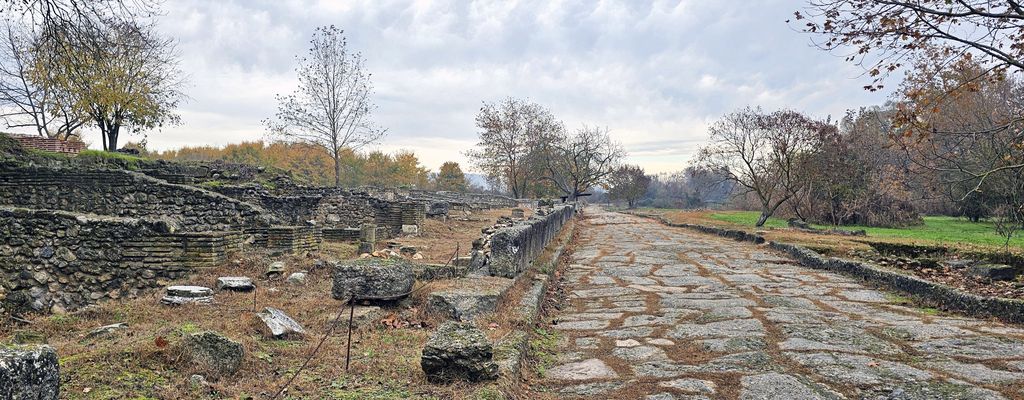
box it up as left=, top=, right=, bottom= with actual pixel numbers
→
left=705, top=211, right=1023, bottom=249
left=637, top=208, right=1023, bottom=253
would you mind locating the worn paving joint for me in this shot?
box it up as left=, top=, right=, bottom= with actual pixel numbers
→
left=630, top=210, right=1024, bottom=324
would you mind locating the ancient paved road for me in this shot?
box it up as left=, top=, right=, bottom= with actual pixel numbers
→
left=538, top=208, right=1024, bottom=399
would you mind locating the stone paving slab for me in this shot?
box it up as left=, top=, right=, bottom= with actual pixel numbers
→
left=533, top=208, right=1024, bottom=399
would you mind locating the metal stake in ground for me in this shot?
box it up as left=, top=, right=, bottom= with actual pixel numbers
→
left=346, top=295, right=355, bottom=371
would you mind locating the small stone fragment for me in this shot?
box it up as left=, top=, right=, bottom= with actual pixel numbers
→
left=266, top=261, right=286, bottom=277
left=255, top=307, right=306, bottom=338
left=83, top=322, right=128, bottom=341
left=285, top=272, right=306, bottom=285
left=215, top=277, right=254, bottom=292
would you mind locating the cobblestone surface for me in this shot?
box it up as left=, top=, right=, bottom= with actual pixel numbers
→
left=536, top=209, right=1024, bottom=399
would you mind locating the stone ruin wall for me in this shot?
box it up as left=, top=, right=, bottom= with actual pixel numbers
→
left=0, top=159, right=533, bottom=316
left=211, top=184, right=427, bottom=237
left=0, top=207, right=246, bottom=314
left=0, top=163, right=273, bottom=232
left=481, top=204, right=576, bottom=278
left=405, top=189, right=520, bottom=211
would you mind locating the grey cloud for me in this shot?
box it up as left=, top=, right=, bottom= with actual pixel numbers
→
left=144, top=0, right=890, bottom=174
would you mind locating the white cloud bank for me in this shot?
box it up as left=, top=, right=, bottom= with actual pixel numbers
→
left=135, top=0, right=891, bottom=173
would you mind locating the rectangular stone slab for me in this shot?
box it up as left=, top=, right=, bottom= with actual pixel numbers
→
left=426, top=276, right=515, bottom=321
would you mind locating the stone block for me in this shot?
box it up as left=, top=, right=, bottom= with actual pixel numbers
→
left=0, top=344, right=59, bottom=400
left=255, top=307, right=306, bottom=338
left=183, top=331, right=244, bottom=378
left=215, top=277, right=254, bottom=292
left=426, top=277, right=514, bottom=321
left=286, top=272, right=306, bottom=285
left=967, top=264, right=1019, bottom=281
left=161, top=285, right=213, bottom=305
left=332, top=259, right=415, bottom=301
left=421, top=322, right=498, bottom=383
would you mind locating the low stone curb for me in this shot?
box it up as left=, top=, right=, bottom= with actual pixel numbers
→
left=769, top=242, right=1024, bottom=324
left=627, top=211, right=766, bottom=244
left=628, top=210, right=1024, bottom=325
left=494, top=218, right=575, bottom=381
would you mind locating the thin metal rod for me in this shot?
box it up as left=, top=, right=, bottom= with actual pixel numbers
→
left=345, top=296, right=355, bottom=371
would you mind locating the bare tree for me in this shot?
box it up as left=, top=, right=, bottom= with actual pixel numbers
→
left=541, top=125, right=624, bottom=200
left=265, top=25, right=385, bottom=187
left=697, top=107, right=827, bottom=227
left=0, top=21, right=86, bottom=138
left=466, top=97, right=561, bottom=198
left=796, top=0, right=1024, bottom=91
left=607, top=164, right=650, bottom=208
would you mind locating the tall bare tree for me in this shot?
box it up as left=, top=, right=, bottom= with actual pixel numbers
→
left=541, top=125, right=624, bottom=200
left=265, top=25, right=385, bottom=187
left=697, top=107, right=828, bottom=227
left=467, top=97, right=561, bottom=198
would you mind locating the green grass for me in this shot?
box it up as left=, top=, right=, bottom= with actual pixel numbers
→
left=76, top=149, right=148, bottom=169
left=529, top=327, right=561, bottom=378
left=706, top=210, right=1024, bottom=249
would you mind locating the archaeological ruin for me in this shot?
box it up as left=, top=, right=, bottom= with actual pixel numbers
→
left=3, top=134, right=1024, bottom=400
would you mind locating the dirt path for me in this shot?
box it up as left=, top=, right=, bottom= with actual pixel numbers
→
left=534, top=208, right=1024, bottom=399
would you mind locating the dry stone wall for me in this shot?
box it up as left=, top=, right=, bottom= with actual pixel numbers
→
left=211, top=184, right=425, bottom=236
left=0, top=163, right=273, bottom=232
left=0, top=207, right=245, bottom=314
left=483, top=204, right=575, bottom=278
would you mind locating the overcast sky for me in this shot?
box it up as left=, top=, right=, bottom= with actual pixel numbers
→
left=145, top=0, right=890, bottom=174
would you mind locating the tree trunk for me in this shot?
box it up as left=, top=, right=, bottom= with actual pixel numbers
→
left=106, top=124, right=119, bottom=152
left=333, top=152, right=342, bottom=187
left=756, top=211, right=770, bottom=227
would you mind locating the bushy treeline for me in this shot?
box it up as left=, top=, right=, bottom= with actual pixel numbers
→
left=692, top=60, right=1023, bottom=237
left=147, top=141, right=434, bottom=188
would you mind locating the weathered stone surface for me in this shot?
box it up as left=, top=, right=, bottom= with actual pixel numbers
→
left=739, top=373, right=840, bottom=400
left=183, top=331, right=244, bottom=378
left=166, top=285, right=213, bottom=297
left=547, top=358, right=618, bottom=380
left=215, top=277, right=254, bottom=292
left=266, top=261, right=286, bottom=277
left=967, top=264, right=1019, bottom=281
left=426, top=201, right=449, bottom=217
left=0, top=344, right=59, bottom=400
left=285, top=272, right=306, bottom=285
left=83, top=322, right=128, bottom=341
left=421, top=322, right=498, bottom=383
left=255, top=307, right=306, bottom=338
left=332, top=259, right=415, bottom=301
left=660, top=378, right=716, bottom=394
left=426, top=277, right=513, bottom=321
left=533, top=209, right=1024, bottom=399
left=161, top=285, right=214, bottom=305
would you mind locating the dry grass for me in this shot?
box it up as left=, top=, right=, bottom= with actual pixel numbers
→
left=0, top=208, right=531, bottom=399
left=388, top=208, right=523, bottom=263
